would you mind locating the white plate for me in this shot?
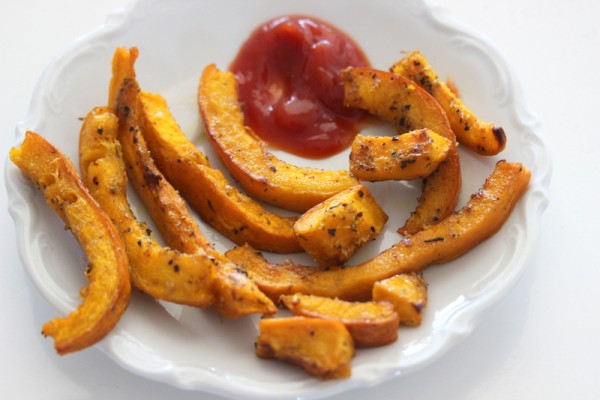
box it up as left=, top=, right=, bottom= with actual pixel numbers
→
left=5, top=0, right=551, bottom=398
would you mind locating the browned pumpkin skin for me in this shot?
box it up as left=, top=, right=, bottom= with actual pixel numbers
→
left=349, top=129, right=453, bottom=182
left=10, top=131, right=131, bottom=355
left=226, top=161, right=530, bottom=302
left=256, top=317, right=354, bottom=379
left=391, top=51, right=506, bottom=156
left=340, top=67, right=461, bottom=235
left=280, top=294, right=399, bottom=348
left=198, top=64, right=360, bottom=213
left=79, top=106, right=276, bottom=317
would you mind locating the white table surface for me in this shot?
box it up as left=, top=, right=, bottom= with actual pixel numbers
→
left=1, top=0, right=599, bottom=399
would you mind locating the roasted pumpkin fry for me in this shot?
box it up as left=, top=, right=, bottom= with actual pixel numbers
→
left=372, top=273, right=428, bottom=326
left=198, top=64, right=360, bottom=213
left=138, top=91, right=302, bottom=253
left=341, top=67, right=461, bottom=235
left=280, top=294, right=399, bottom=347
left=79, top=106, right=276, bottom=316
left=226, top=161, right=530, bottom=302
left=256, top=317, right=354, bottom=379
left=10, top=131, right=130, bottom=355
left=349, top=128, right=453, bottom=181
left=391, top=51, right=506, bottom=155
left=116, top=81, right=212, bottom=254
left=293, top=185, right=387, bottom=266
left=108, top=46, right=210, bottom=254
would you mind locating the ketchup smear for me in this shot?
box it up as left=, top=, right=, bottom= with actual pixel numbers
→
left=230, top=16, right=370, bottom=159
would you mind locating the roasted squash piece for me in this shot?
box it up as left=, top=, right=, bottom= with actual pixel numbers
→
left=138, top=90, right=302, bottom=254
left=108, top=46, right=210, bottom=254
left=79, top=106, right=276, bottom=316
left=340, top=67, right=461, bottom=235
left=372, top=273, right=428, bottom=326
left=226, top=161, right=530, bottom=301
left=198, top=64, right=360, bottom=213
left=10, top=131, right=130, bottom=354
left=349, top=129, right=453, bottom=182
left=116, top=80, right=212, bottom=254
left=293, top=185, right=387, bottom=266
left=280, top=294, right=399, bottom=347
left=391, top=51, right=506, bottom=156
left=256, top=317, right=354, bottom=379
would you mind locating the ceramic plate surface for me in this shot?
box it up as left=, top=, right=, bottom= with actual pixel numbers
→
left=5, top=0, right=551, bottom=398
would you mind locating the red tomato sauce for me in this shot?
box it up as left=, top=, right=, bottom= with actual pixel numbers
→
left=230, top=16, right=370, bottom=159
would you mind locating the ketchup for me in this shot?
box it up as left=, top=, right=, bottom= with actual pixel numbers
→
left=230, top=16, right=370, bottom=159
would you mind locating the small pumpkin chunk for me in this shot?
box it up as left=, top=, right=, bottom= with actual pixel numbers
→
left=350, top=129, right=453, bottom=182
left=372, top=273, right=428, bottom=326
left=280, top=294, right=399, bottom=347
left=115, top=77, right=212, bottom=255
left=256, top=317, right=354, bottom=379
left=10, top=131, right=130, bottom=354
left=199, top=64, right=359, bottom=213
left=293, top=185, right=388, bottom=266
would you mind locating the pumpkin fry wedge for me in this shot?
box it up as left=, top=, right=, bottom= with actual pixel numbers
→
left=116, top=89, right=212, bottom=254
left=79, top=106, right=276, bottom=316
left=107, top=46, right=211, bottom=254
left=10, top=131, right=130, bottom=355
left=391, top=51, right=506, bottom=156
left=226, top=161, right=530, bottom=302
left=340, top=67, right=461, bottom=235
left=137, top=90, right=301, bottom=253
left=349, top=128, right=453, bottom=182
left=198, top=64, right=360, bottom=213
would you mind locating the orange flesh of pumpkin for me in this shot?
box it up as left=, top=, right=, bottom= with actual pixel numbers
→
left=10, top=131, right=131, bottom=354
